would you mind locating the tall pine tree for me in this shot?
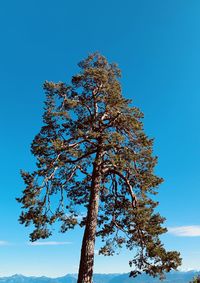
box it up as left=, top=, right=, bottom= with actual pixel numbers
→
left=17, top=53, right=181, bottom=283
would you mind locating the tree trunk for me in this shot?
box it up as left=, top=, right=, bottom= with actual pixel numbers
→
left=77, top=150, right=102, bottom=283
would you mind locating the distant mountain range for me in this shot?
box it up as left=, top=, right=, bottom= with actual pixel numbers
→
left=0, top=271, right=199, bottom=283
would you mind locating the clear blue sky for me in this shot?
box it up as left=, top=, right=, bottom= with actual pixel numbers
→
left=1, top=0, right=200, bottom=277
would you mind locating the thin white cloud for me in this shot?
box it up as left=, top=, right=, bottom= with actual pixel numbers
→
left=94, top=249, right=99, bottom=256
left=168, top=226, right=200, bottom=237
left=28, top=241, right=72, bottom=246
left=0, top=241, right=9, bottom=246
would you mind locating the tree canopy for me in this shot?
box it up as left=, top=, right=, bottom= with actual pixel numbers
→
left=17, top=53, right=181, bottom=281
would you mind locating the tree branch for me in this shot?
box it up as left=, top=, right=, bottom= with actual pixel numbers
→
left=66, top=148, right=97, bottom=163
left=106, top=168, right=137, bottom=209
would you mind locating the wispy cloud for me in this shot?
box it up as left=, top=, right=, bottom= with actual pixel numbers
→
left=168, top=226, right=200, bottom=237
left=0, top=241, right=9, bottom=246
left=94, top=249, right=99, bottom=256
left=28, top=241, right=72, bottom=246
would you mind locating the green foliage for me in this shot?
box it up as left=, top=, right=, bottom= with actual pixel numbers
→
left=190, top=275, right=200, bottom=283
left=17, top=52, right=181, bottom=278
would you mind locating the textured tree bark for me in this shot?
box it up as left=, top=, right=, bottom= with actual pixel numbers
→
left=77, top=150, right=102, bottom=283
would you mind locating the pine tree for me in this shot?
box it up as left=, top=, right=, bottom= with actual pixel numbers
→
left=17, top=53, right=181, bottom=283
left=190, top=275, right=200, bottom=283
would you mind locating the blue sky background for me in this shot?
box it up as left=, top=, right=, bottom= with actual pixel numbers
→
left=1, top=0, right=200, bottom=277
